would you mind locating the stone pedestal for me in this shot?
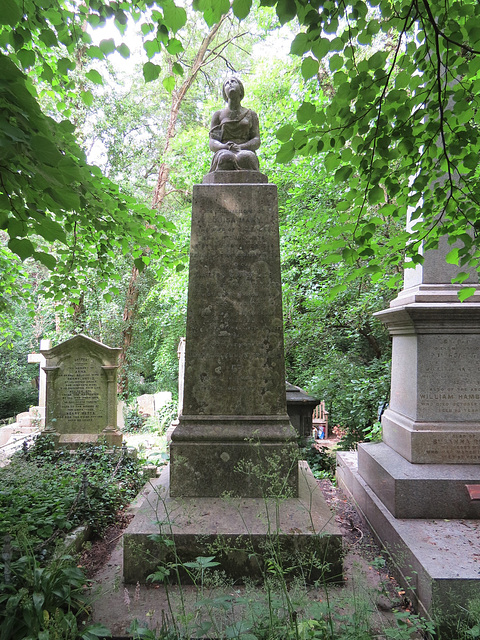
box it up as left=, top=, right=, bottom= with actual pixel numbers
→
left=124, top=462, right=342, bottom=585
left=350, top=236, right=480, bottom=510
left=27, top=338, right=51, bottom=426
left=337, top=232, right=480, bottom=632
left=170, top=181, right=297, bottom=498
left=124, top=172, right=342, bottom=586
left=376, top=304, right=480, bottom=464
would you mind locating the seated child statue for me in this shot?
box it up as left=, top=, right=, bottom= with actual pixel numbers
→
left=209, top=77, right=260, bottom=172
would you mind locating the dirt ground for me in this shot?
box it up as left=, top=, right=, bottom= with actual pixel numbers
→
left=80, top=469, right=426, bottom=639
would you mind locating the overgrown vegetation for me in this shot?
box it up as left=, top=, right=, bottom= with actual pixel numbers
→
left=0, top=549, right=110, bottom=640
left=122, top=476, right=434, bottom=640
left=300, top=441, right=337, bottom=481
left=0, top=437, right=144, bottom=554
left=0, top=438, right=145, bottom=640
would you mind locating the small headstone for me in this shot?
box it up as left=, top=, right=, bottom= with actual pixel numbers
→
left=137, top=394, right=155, bottom=417
left=285, top=382, right=319, bottom=439
left=15, top=412, right=33, bottom=428
left=27, top=338, right=51, bottom=425
left=153, top=392, right=171, bottom=413
left=41, top=334, right=122, bottom=449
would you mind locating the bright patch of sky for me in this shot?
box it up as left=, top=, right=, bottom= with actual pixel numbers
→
left=252, top=24, right=295, bottom=61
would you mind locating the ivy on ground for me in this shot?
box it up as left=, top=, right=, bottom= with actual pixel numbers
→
left=0, top=437, right=144, bottom=555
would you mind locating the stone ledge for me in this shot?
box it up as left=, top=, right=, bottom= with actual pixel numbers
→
left=358, top=442, right=480, bottom=518
left=123, top=462, right=343, bottom=584
left=202, top=170, right=268, bottom=184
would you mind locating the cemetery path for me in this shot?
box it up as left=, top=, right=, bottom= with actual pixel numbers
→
left=318, top=479, right=410, bottom=611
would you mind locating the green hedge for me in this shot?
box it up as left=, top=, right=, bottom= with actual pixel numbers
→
left=0, top=384, right=38, bottom=420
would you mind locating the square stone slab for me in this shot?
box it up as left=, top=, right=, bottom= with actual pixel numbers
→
left=337, top=450, right=480, bottom=631
left=357, top=442, right=480, bottom=519
left=123, top=462, right=343, bottom=585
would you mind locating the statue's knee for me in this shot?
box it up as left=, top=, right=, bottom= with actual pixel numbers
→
left=236, top=151, right=259, bottom=170
left=216, top=150, right=238, bottom=169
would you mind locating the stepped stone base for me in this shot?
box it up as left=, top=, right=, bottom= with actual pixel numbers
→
left=170, top=415, right=297, bottom=498
left=42, top=430, right=123, bottom=449
left=337, top=451, right=480, bottom=632
left=358, top=442, right=480, bottom=519
left=123, top=462, right=343, bottom=585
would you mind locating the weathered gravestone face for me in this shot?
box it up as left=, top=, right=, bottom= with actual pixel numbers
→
left=41, top=334, right=122, bottom=448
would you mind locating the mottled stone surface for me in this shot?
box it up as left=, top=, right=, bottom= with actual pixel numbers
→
left=202, top=170, right=268, bottom=184
left=170, top=183, right=297, bottom=497
left=337, top=450, right=480, bottom=630
left=357, top=442, right=480, bottom=518
left=41, top=334, right=122, bottom=448
left=125, top=462, right=342, bottom=584
left=182, top=184, right=286, bottom=417
left=374, top=304, right=480, bottom=463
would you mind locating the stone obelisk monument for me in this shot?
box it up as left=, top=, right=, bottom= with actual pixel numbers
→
left=170, top=77, right=297, bottom=498
left=122, top=78, right=342, bottom=587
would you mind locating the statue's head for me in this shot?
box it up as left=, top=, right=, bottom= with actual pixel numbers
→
left=222, top=77, right=245, bottom=102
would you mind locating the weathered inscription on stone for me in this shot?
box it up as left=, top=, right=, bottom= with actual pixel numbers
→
left=418, top=388, right=480, bottom=414
left=42, top=335, right=121, bottom=445
left=57, top=357, right=102, bottom=424
left=184, top=184, right=286, bottom=417
left=420, top=432, right=480, bottom=463
left=417, top=336, right=480, bottom=420
left=53, top=354, right=106, bottom=433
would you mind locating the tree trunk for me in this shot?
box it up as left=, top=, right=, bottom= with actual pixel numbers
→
left=118, top=266, right=140, bottom=396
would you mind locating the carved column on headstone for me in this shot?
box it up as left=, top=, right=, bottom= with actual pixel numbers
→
left=101, top=365, right=121, bottom=446
left=42, top=365, right=60, bottom=442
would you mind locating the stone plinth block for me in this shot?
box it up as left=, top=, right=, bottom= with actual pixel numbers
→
left=41, top=334, right=122, bottom=449
left=170, top=416, right=298, bottom=498
left=375, top=303, right=480, bottom=463
left=170, top=183, right=297, bottom=497
left=202, top=170, right=268, bottom=184
left=357, top=442, right=480, bottom=518
left=124, top=462, right=343, bottom=585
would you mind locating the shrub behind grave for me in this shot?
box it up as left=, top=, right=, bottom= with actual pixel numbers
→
left=0, top=384, right=38, bottom=420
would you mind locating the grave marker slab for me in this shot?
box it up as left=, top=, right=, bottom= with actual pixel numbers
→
left=41, top=334, right=122, bottom=448
left=27, top=338, right=51, bottom=424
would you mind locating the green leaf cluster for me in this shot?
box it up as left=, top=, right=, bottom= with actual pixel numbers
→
left=0, top=0, right=190, bottom=316
left=0, top=439, right=144, bottom=551
left=226, top=0, right=480, bottom=282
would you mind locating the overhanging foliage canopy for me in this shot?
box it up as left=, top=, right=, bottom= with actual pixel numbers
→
left=0, top=0, right=183, bottom=309
left=1, top=0, right=480, bottom=303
